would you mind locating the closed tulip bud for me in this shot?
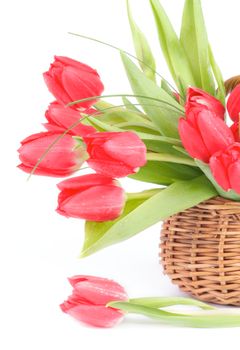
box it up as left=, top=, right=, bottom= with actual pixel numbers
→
left=83, top=131, right=147, bottom=178
left=56, top=174, right=125, bottom=221
left=60, top=275, right=128, bottom=328
left=44, top=101, right=96, bottom=136
left=209, top=143, right=240, bottom=194
left=227, top=84, right=240, bottom=122
left=179, top=109, right=234, bottom=163
left=18, top=131, right=85, bottom=177
left=185, top=87, right=225, bottom=119
left=43, top=56, right=104, bottom=109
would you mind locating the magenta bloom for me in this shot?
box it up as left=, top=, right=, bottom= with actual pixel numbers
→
left=60, top=275, right=128, bottom=328
left=56, top=174, right=125, bottom=221
left=43, top=56, right=104, bottom=109
left=18, top=131, right=85, bottom=177
left=210, top=143, right=240, bottom=194
left=83, top=131, right=147, bottom=178
left=179, top=109, right=234, bottom=163
left=44, top=101, right=96, bottom=136
left=185, top=87, right=225, bottom=119
left=227, top=84, right=240, bottom=122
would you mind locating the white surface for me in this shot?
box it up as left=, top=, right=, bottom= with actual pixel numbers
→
left=2, top=0, right=240, bottom=349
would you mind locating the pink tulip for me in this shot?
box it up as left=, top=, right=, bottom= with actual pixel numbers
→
left=227, top=84, right=240, bottom=122
left=230, top=122, right=240, bottom=141
left=209, top=143, right=240, bottom=194
left=18, top=131, right=85, bottom=177
left=60, top=275, right=128, bottom=328
left=56, top=174, right=125, bottom=221
left=44, top=101, right=96, bottom=136
left=185, top=87, right=225, bottom=119
left=43, top=56, right=104, bottom=109
left=83, top=131, right=147, bottom=178
left=179, top=109, right=234, bottom=163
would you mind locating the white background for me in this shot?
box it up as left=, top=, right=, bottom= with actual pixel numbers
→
left=2, top=0, right=240, bottom=349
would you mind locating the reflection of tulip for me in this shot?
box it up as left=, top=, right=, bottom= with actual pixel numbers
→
left=209, top=143, right=240, bottom=194
left=43, top=56, right=104, bottom=109
left=56, top=174, right=125, bottom=221
left=179, top=109, right=234, bottom=162
left=83, top=131, right=147, bottom=178
left=60, top=275, right=128, bottom=328
left=44, top=101, right=96, bottom=136
left=227, top=84, right=240, bottom=122
left=185, top=87, right=225, bottom=119
left=18, top=131, right=84, bottom=177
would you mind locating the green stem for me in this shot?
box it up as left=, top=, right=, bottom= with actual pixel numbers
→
left=107, top=301, right=240, bottom=328
left=146, top=152, right=196, bottom=166
left=129, top=297, right=215, bottom=310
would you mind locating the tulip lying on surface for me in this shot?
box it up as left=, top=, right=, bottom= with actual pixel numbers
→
left=60, top=275, right=128, bottom=328
left=44, top=101, right=96, bottom=136
left=179, top=109, right=234, bottom=162
left=83, top=131, right=147, bottom=178
left=43, top=56, right=104, bottom=109
left=185, top=86, right=225, bottom=119
left=18, top=131, right=85, bottom=177
left=56, top=174, right=125, bottom=221
left=227, top=84, right=240, bottom=122
left=210, top=143, right=240, bottom=194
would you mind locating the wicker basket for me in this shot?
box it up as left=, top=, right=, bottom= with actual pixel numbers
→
left=160, top=197, right=240, bottom=305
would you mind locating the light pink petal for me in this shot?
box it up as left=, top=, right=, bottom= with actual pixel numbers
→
left=55, top=56, right=100, bottom=75
left=87, top=159, right=135, bottom=178
left=43, top=72, right=71, bottom=105
left=178, top=118, right=210, bottom=162
left=57, top=185, right=125, bottom=221
left=227, top=84, right=240, bottom=122
left=209, top=154, right=230, bottom=191
left=57, top=174, right=117, bottom=191
left=197, top=110, right=234, bottom=155
left=64, top=304, right=124, bottom=328
left=103, top=132, right=147, bottom=168
left=228, top=161, right=240, bottom=194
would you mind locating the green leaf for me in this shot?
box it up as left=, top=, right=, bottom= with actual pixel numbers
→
left=180, top=0, right=215, bottom=94
left=121, top=52, right=184, bottom=138
left=149, top=0, right=196, bottom=94
left=195, top=160, right=240, bottom=201
left=146, top=152, right=196, bottom=167
left=129, top=160, right=201, bottom=185
left=127, top=0, right=156, bottom=81
left=122, top=96, right=142, bottom=113
left=208, top=45, right=226, bottom=105
left=81, top=176, right=216, bottom=257
left=108, top=301, right=240, bottom=328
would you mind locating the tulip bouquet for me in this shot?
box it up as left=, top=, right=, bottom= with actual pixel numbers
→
left=18, top=0, right=240, bottom=328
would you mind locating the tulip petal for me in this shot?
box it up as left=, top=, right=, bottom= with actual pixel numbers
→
left=73, top=279, right=128, bottom=305
left=61, top=67, right=104, bottom=108
left=57, top=174, right=117, bottom=191
left=63, top=304, right=124, bottom=328
left=103, top=132, right=147, bottom=168
left=227, top=84, right=240, bottom=122
left=209, top=154, right=230, bottom=191
left=43, top=72, right=71, bottom=105
left=197, top=110, right=234, bottom=155
left=178, top=118, right=210, bottom=162
left=57, top=185, right=125, bottom=221
left=228, top=161, right=240, bottom=194
left=87, top=159, right=134, bottom=178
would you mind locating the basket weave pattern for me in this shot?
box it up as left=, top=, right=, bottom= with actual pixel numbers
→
left=160, top=197, right=240, bottom=305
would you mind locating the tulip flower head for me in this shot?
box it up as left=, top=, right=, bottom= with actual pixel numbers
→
left=60, top=275, right=128, bottom=328
left=18, top=131, right=86, bottom=177
left=56, top=174, right=125, bottom=221
left=227, top=84, right=240, bottom=122
left=185, top=87, right=225, bottom=119
left=44, top=101, right=96, bottom=136
left=83, top=131, right=147, bottom=178
left=209, top=143, right=240, bottom=194
left=43, top=56, right=104, bottom=109
left=179, top=108, right=234, bottom=163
